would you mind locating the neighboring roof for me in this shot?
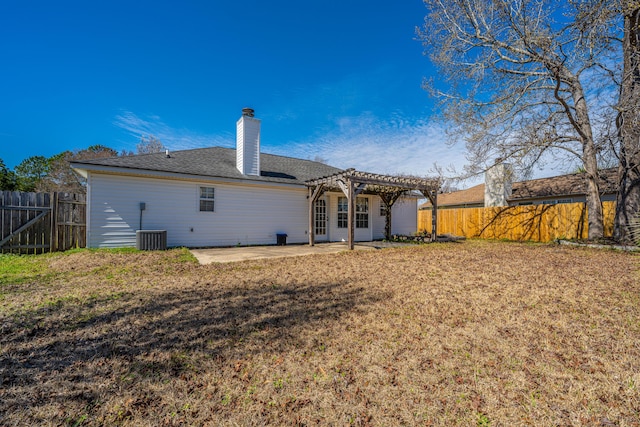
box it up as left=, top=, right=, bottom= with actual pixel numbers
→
left=430, top=183, right=485, bottom=208
left=511, top=168, right=618, bottom=200
left=421, top=168, right=619, bottom=209
left=72, top=146, right=343, bottom=185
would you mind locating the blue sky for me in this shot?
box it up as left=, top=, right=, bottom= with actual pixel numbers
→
left=1, top=0, right=470, bottom=178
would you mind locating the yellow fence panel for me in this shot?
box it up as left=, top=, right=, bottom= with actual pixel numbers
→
left=418, top=201, right=615, bottom=242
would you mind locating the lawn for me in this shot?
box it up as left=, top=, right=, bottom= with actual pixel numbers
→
left=1, top=241, right=639, bottom=426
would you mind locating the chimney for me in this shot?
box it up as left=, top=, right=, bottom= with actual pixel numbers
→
left=485, top=160, right=513, bottom=207
left=236, top=108, right=261, bottom=176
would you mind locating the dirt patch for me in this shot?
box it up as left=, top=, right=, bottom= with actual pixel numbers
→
left=1, top=241, right=639, bottom=426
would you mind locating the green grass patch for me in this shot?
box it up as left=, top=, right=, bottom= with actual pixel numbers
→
left=63, top=247, right=140, bottom=255
left=0, top=253, right=51, bottom=286
left=174, top=247, right=199, bottom=264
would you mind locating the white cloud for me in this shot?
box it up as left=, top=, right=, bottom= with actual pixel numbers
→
left=114, top=110, right=233, bottom=150
left=272, top=112, right=470, bottom=178
left=113, top=109, right=473, bottom=183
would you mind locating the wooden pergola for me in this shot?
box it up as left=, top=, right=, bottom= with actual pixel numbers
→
left=305, top=169, right=440, bottom=249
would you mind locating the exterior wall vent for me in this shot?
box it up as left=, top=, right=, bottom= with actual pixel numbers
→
left=136, top=230, right=167, bottom=250
left=236, top=108, right=261, bottom=176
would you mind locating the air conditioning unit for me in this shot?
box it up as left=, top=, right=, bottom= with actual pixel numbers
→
left=136, top=230, right=167, bottom=250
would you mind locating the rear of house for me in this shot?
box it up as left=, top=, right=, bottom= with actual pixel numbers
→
left=72, top=109, right=420, bottom=248
left=84, top=172, right=311, bottom=248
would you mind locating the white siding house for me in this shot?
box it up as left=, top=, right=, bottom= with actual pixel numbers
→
left=73, top=109, right=421, bottom=249
left=85, top=173, right=311, bottom=248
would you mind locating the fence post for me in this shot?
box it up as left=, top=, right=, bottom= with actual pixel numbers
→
left=50, top=192, right=58, bottom=252
left=431, top=191, right=438, bottom=241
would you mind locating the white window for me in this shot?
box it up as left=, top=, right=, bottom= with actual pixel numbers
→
left=542, top=198, right=573, bottom=205
left=337, top=196, right=369, bottom=228
left=199, top=187, right=215, bottom=212
left=356, top=197, right=369, bottom=228
left=337, top=196, right=348, bottom=228
left=380, top=203, right=388, bottom=216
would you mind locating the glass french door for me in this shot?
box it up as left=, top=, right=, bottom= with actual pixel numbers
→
left=314, top=199, right=327, bottom=239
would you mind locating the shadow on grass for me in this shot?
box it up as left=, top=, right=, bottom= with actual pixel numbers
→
left=1, top=279, right=386, bottom=413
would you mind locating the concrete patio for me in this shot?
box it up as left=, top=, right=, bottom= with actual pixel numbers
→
left=189, top=241, right=411, bottom=264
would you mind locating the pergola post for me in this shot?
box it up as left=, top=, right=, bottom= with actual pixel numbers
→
left=422, top=189, right=438, bottom=242
left=432, top=190, right=438, bottom=242
left=348, top=178, right=355, bottom=250
left=308, top=184, right=324, bottom=246
left=308, top=187, right=314, bottom=246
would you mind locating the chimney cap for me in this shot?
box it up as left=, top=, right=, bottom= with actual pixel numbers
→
left=241, top=107, right=255, bottom=117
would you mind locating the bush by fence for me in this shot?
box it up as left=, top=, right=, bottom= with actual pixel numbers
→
left=418, top=201, right=615, bottom=242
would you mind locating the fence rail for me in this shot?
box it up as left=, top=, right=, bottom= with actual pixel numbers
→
left=418, top=201, right=616, bottom=242
left=0, top=191, right=86, bottom=254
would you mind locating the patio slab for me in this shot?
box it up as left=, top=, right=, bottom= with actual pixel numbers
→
left=189, top=242, right=378, bottom=264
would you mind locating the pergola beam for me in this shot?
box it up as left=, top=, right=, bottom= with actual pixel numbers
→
left=307, top=168, right=440, bottom=193
left=336, top=179, right=348, bottom=197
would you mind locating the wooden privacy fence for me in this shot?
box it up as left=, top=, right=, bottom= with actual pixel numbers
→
left=0, top=191, right=86, bottom=254
left=418, top=201, right=616, bottom=242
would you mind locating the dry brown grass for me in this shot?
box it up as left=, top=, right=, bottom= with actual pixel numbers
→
left=1, top=241, right=639, bottom=426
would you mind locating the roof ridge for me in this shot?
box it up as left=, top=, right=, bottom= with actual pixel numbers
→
left=99, top=145, right=332, bottom=167
left=71, top=145, right=343, bottom=186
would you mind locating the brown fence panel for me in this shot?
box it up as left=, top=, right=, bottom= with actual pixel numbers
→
left=603, top=201, right=615, bottom=237
left=0, top=191, right=51, bottom=254
left=54, top=192, right=87, bottom=251
left=418, top=201, right=615, bottom=242
left=0, top=190, right=86, bottom=254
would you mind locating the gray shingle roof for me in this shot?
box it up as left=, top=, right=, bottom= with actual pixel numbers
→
left=510, top=168, right=618, bottom=199
left=72, top=147, right=343, bottom=185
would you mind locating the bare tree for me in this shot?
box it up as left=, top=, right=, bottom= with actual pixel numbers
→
left=614, top=1, right=640, bottom=243
left=137, top=135, right=165, bottom=155
left=37, top=145, right=118, bottom=193
left=417, top=0, right=621, bottom=239
left=312, top=155, right=328, bottom=164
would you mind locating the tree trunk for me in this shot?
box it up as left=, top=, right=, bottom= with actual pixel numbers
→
left=549, top=59, right=604, bottom=239
left=385, top=209, right=392, bottom=240
left=614, top=3, right=640, bottom=244
left=571, top=83, right=604, bottom=239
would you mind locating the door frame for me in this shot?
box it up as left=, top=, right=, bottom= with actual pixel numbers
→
left=314, top=198, right=328, bottom=241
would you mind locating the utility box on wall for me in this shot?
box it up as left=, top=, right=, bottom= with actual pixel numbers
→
left=136, top=230, right=167, bottom=250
